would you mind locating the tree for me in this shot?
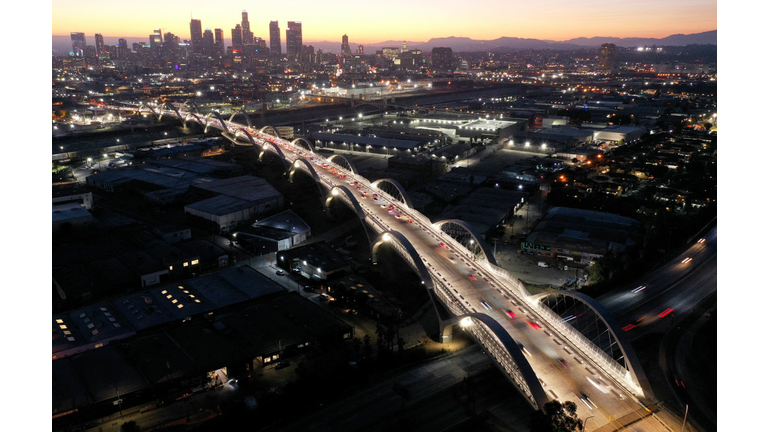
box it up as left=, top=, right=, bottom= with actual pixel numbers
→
left=530, top=400, right=584, bottom=432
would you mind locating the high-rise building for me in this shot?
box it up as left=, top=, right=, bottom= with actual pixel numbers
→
left=117, top=38, right=128, bottom=58
left=70, top=32, right=86, bottom=57
left=149, top=29, right=163, bottom=48
left=269, top=21, right=281, bottom=55
left=599, top=43, right=616, bottom=73
left=190, top=19, right=203, bottom=54
left=286, top=21, right=303, bottom=58
left=357, top=45, right=364, bottom=55
left=402, top=40, right=408, bottom=53
left=431, top=47, right=453, bottom=72
left=341, top=34, right=352, bottom=56
left=214, top=29, right=225, bottom=56
left=382, top=47, right=399, bottom=61
left=94, top=33, right=104, bottom=54
left=232, top=24, right=243, bottom=49
left=202, top=29, right=215, bottom=57
left=241, top=11, right=254, bottom=45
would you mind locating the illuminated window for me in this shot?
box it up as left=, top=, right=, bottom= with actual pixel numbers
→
left=166, top=295, right=172, bottom=299
left=161, top=290, right=167, bottom=294
left=169, top=266, right=173, bottom=270
left=194, top=299, right=201, bottom=303
left=191, top=260, right=199, bottom=265
left=183, top=262, right=189, bottom=267
left=177, top=304, right=184, bottom=309
left=56, top=319, right=64, bottom=324
left=59, top=325, right=67, bottom=330
left=171, top=299, right=178, bottom=304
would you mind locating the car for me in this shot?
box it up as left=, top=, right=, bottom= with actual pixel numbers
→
left=697, top=238, right=706, bottom=244
left=276, top=270, right=285, bottom=276
left=681, top=257, right=692, bottom=264
left=557, top=358, right=569, bottom=369
left=468, top=275, right=477, bottom=281
left=406, top=218, right=413, bottom=223
left=631, top=285, right=646, bottom=294
left=480, top=300, right=492, bottom=311
left=319, top=293, right=330, bottom=300
left=527, top=321, right=541, bottom=330
left=439, top=243, right=447, bottom=248
left=275, top=360, right=291, bottom=370
left=227, top=378, right=239, bottom=390
left=657, top=307, right=674, bottom=318
left=506, top=310, right=517, bottom=319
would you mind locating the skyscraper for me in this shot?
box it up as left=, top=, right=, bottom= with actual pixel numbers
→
left=70, top=32, right=86, bottom=57
left=286, top=21, right=302, bottom=58
left=94, top=34, right=104, bottom=54
left=232, top=24, right=243, bottom=49
left=599, top=43, right=616, bottom=73
left=241, top=11, right=254, bottom=45
left=214, top=29, right=225, bottom=56
left=190, top=19, right=203, bottom=54
left=341, top=34, right=351, bottom=56
left=269, top=21, right=281, bottom=56
left=202, top=29, right=215, bottom=57
left=149, top=29, right=163, bottom=48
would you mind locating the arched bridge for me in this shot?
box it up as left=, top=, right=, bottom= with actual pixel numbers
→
left=111, top=102, right=656, bottom=417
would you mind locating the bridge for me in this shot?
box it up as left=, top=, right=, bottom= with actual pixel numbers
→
left=114, top=101, right=663, bottom=428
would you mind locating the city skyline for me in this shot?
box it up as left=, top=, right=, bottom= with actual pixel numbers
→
left=52, top=0, right=716, bottom=44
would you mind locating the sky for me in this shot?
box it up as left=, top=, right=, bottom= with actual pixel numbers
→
left=52, top=0, right=717, bottom=44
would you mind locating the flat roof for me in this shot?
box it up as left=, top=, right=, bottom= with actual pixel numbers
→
left=312, top=133, right=421, bottom=150
left=185, top=194, right=258, bottom=216
left=254, top=209, right=311, bottom=233
left=192, top=175, right=283, bottom=203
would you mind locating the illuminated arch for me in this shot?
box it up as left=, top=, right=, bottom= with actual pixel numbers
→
left=325, top=185, right=367, bottom=221
left=371, top=230, right=433, bottom=290
left=259, top=125, right=282, bottom=139
left=327, top=154, right=359, bottom=175
left=456, top=313, right=549, bottom=410
left=433, top=219, right=498, bottom=266
left=231, top=128, right=258, bottom=147
left=259, top=142, right=290, bottom=170
left=229, top=108, right=253, bottom=129
left=138, top=103, right=160, bottom=120
left=530, top=290, right=650, bottom=396
left=290, top=137, right=316, bottom=153
left=180, top=100, right=203, bottom=128
left=204, top=111, right=229, bottom=134
left=371, top=178, right=414, bottom=209
left=288, top=158, right=321, bottom=184
left=159, top=101, right=182, bottom=123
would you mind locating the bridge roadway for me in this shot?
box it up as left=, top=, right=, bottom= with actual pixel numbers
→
left=127, top=105, right=672, bottom=430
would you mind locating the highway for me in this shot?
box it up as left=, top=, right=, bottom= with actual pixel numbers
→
left=118, top=104, right=681, bottom=430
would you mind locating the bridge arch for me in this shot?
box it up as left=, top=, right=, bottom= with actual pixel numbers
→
left=138, top=103, right=160, bottom=120
left=325, top=185, right=367, bottom=221
left=180, top=100, right=203, bottom=128
left=433, top=219, right=498, bottom=266
left=259, top=143, right=291, bottom=170
left=159, top=101, right=182, bottom=123
left=288, top=158, right=321, bottom=184
left=371, top=230, right=433, bottom=290
left=291, top=138, right=316, bottom=153
left=371, top=178, right=414, bottom=209
left=327, top=154, right=359, bottom=175
left=204, top=111, right=229, bottom=134
left=259, top=125, right=282, bottom=139
left=530, top=290, right=650, bottom=396
left=230, top=128, right=258, bottom=147
left=229, top=108, right=253, bottom=129
left=455, top=313, right=549, bottom=410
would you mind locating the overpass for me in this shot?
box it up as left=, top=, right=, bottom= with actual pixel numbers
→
left=112, top=101, right=662, bottom=426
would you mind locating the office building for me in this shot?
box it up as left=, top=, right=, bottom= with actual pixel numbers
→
left=202, top=29, right=214, bottom=57
left=599, top=43, right=616, bottom=73
left=269, top=21, right=281, bottom=55
left=149, top=29, right=162, bottom=48
left=70, top=32, right=86, bottom=57
left=189, top=19, right=203, bottom=54
left=341, top=34, right=352, bottom=56
left=241, top=11, right=253, bottom=45
left=94, top=33, right=104, bottom=55
left=286, top=21, right=302, bottom=58
left=214, top=29, right=224, bottom=56
left=431, top=47, right=453, bottom=72
left=231, top=24, right=243, bottom=49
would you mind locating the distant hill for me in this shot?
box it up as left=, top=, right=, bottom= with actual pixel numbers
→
left=52, top=30, right=716, bottom=56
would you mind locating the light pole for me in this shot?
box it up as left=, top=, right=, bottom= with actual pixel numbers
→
left=584, top=416, right=594, bottom=431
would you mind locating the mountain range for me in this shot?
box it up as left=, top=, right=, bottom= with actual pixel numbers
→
left=52, top=30, right=715, bottom=56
